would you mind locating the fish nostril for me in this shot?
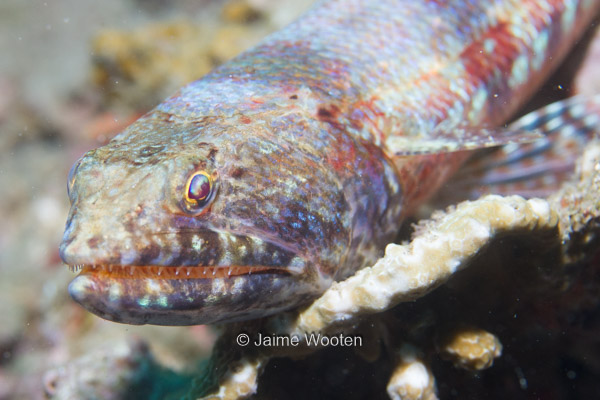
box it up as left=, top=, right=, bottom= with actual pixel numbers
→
left=87, top=236, right=101, bottom=249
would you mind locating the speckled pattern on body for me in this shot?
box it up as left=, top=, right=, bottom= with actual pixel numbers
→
left=60, top=0, right=600, bottom=325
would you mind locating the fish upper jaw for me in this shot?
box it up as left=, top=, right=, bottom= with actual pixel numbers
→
left=60, top=223, right=312, bottom=277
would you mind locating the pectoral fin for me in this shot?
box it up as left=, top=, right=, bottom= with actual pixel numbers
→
left=387, top=124, right=543, bottom=156
left=437, top=95, right=600, bottom=202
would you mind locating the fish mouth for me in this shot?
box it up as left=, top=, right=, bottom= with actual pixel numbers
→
left=68, top=264, right=290, bottom=280
left=66, top=262, right=320, bottom=326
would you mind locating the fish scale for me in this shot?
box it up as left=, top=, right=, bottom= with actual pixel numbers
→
left=60, top=0, right=600, bottom=325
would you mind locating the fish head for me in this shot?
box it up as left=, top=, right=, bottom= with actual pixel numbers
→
left=60, top=112, right=349, bottom=325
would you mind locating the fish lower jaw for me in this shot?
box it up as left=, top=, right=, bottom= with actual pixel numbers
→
left=68, top=264, right=287, bottom=280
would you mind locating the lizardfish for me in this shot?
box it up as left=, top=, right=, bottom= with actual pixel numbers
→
left=60, top=0, right=600, bottom=325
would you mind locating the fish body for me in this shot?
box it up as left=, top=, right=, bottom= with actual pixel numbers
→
left=61, top=0, right=600, bottom=325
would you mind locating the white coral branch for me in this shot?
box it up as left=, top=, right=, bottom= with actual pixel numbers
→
left=290, top=195, right=558, bottom=335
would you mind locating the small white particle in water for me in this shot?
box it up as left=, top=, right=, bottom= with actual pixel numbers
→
left=515, top=367, right=528, bottom=389
left=519, top=377, right=528, bottom=389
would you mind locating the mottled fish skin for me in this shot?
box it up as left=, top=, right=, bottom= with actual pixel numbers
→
left=61, top=0, right=599, bottom=325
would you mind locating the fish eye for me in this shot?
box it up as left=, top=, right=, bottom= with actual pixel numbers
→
left=184, top=170, right=214, bottom=211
